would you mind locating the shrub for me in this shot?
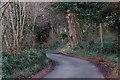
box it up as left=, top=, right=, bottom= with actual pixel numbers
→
left=63, top=37, right=118, bottom=63
left=60, top=32, right=67, bottom=40
left=2, top=49, right=48, bottom=78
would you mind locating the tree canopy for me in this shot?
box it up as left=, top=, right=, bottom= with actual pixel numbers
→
left=52, top=2, right=120, bottom=31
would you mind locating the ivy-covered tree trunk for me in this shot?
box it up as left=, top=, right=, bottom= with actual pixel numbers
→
left=66, top=13, right=81, bottom=46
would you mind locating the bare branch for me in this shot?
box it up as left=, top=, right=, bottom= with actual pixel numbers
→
left=0, top=2, right=8, bottom=9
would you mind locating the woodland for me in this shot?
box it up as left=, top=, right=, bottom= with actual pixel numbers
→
left=0, top=2, right=119, bottom=78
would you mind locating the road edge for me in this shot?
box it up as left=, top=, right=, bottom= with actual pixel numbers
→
left=47, top=52, right=118, bottom=79
left=29, top=59, right=54, bottom=78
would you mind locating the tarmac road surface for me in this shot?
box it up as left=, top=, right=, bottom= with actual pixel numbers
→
left=44, top=53, right=104, bottom=78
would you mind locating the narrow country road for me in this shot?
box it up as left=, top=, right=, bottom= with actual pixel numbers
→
left=44, top=53, right=104, bottom=78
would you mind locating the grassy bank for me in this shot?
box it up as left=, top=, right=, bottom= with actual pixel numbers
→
left=2, top=49, right=48, bottom=78
left=62, top=37, right=118, bottom=63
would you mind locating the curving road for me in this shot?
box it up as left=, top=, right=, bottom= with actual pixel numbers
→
left=44, top=53, right=104, bottom=78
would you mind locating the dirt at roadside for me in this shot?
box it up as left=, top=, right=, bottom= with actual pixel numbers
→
left=29, top=60, right=54, bottom=78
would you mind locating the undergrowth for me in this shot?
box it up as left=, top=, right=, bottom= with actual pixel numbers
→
left=63, top=37, right=118, bottom=63
left=45, top=39, right=68, bottom=53
left=2, top=49, right=48, bottom=78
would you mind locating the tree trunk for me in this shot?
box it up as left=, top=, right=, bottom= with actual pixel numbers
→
left=100, top=23, right=103, bottom=47
left=9, top=3, right=16, bottom=47
left=0, top=19, right=3, bottom=53
left=66, top=13, right=81, bottom=46
left=95, top=23, right=100, bottom=37
left=20, top=2, right=26, bottom=43
left=4, top=35, right=9, bottom=49
left=15, top=3, right=19, bottom=48
left=115, top=18, right=120, bottom=53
